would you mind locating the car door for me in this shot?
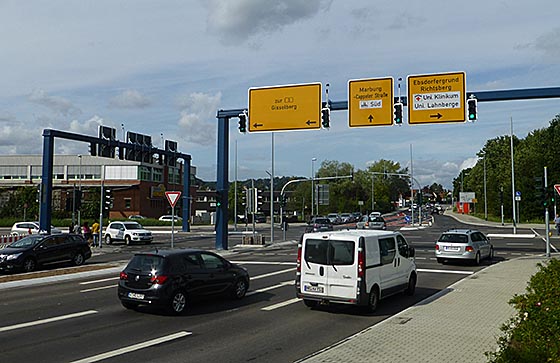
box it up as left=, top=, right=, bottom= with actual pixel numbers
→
left=300, top=237, right=329, bottom=298
left=182, top=253, right=208, bottom=296
left=325, top=238, right=357, bottom=300
left=377, top=236, right=400, bottom=296
left=475, top=232, right=491, bottom=258
left=34, top=236, right=65, bottom=264
left=396, top=234, right=413, bottom=285
left=199, top=252, right=235, bottom=295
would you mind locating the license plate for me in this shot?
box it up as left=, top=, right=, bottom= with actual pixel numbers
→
left=128, top=292, right=145, bottom=300
left=444, top=246, right=459, bottom=251
left=304, top=285, right=324, bottom=293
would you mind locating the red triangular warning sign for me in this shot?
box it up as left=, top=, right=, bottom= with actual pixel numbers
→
left=165, top=191, right=182, bottom=208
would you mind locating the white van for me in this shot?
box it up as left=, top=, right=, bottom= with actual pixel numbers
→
left=296, top=229, right=416, bottom=312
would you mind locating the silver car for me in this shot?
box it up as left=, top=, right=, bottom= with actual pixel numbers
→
left=356, top=215, right=386, bottom=230
left=435, top=229, right=493, bottom=265
left=11, top=221, right=62, bottom=236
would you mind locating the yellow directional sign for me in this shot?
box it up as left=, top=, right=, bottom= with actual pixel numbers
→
left=348, top=77, right=394, bottom=127
left=407, top=72, right=466, bottom=124
left=248, top=83, right=322, bottom=132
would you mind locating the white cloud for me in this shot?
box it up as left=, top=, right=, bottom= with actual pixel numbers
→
left=109, top=89, right=152, bottom=109
left=205, top=0, right=332, bottom=44
left=177, top=92, right=221, bottom=146
left=28, top=89, right=81, bottom=117
left=460, top=157, right=479, bottom=170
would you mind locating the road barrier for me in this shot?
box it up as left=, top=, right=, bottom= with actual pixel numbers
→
left=0, top=234, right=24, bottom=249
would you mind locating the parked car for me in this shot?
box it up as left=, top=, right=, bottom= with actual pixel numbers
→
left=327, top=213, right=341, bottom=225
left=104, top=221, right=153, bottom=245
left=11, top=221, right=62, bottom=236
left=159, top=215, right=182, bottom=222
left=435, top=229, right=493, bottom=265
left=0, top=233, right=91, bottom=273
left=339, top=213, right=353, bottom=223
left=117, top=249, right=250, bottom=314
left=296, top=229, right=416, bottom=312
left=356, top=215, right=387, bottom=230
left=305, top=217, right=334, bottom=233
left=128, top=215, right=146, bottom=220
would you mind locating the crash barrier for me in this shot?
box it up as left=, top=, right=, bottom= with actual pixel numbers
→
left=242, top=234, right=266, bottom=245
left=0, top=234, right=25, bottom=249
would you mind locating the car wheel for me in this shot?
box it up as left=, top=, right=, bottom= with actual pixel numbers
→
left=405, top=274, right=416, bottom=296
left=121, top=301, right=138, bottom=310
left=168, top=290, right=187, bottom=315
left=22, top=258, right=37, bottom=273
left=474, top=252, right=481, bottom=266
left=72, top=252, right=85, bottom=266
left=105, top=235, right=112, bottom=245
left=303, top=299, right=318, bottom=308
left=125, top=235, right=131, bottom=246
left=436, top=258, right=444, bottom=264
left=231, top=278, right=248, bottom=299
left=365, top=286, right=380, bottom=313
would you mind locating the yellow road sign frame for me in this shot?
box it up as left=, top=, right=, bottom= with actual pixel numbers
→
left=407, top=71, right=466, bottom=124
left=348, top=77, right=394, bottom=127
left=248, top=83, right=322, bottom=132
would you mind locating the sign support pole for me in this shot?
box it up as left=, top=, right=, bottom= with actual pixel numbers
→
left=171, top=205, right=175, bottom=248
left=545, top=166, right=550, bottom=257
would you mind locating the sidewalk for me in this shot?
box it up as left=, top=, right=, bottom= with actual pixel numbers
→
left=298, top=213, right=556, bottom=363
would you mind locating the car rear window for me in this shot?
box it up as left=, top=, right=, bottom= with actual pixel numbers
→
left=439, top=234, right=468, bottom=243
left=370, top=217, right=385, bottom=222
left=127, top=254, right=165, bottom=272
left=304, top=239, right=354, bottom=265
left=313, top=218, right=330, bottom=224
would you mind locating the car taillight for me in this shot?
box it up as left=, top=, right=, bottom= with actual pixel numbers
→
left=119, top=271, right=128, bottom=280
left=465, top=246, right=474, bottom=252
left=296, top=244, right=302, bottom=273
left=365, top=222, right=369, bottom=227
left=357, top=249, right=365, bottom=278
left=150, top=275, right=168, bottom=285
left=435, top=245, right=439, bottom=251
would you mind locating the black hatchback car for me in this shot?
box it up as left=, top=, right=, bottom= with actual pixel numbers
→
left=0, top=233, right=92, bottom=273
left=117, top=249, right=250, bottom=315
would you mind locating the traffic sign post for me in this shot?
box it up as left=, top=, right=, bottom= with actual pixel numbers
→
left=407, top=71, right=466, bottom=124
left=348, top=77, right=394, bottom=127
left=165, top=191, right=182, bottom=248
left=248, top=83, right=322, bottom=132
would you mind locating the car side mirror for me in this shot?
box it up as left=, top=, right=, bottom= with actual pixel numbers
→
left=409, top=246, right=415, bottom=258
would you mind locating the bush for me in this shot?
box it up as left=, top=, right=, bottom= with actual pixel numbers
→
left=487, top=258, right=560, bottom=363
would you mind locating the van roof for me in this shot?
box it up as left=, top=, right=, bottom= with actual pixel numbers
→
left=304, top=229, right=398, bottom=239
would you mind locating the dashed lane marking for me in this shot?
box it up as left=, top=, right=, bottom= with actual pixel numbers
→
left=246, top=281, right=294, bottom=297
left=80, top=277, right=119, bottom=285
left=0, top=310, right=98, bottom=333
left=417, top=268, right=474, bottom=275
left=261, top=298, right=301, bottom=311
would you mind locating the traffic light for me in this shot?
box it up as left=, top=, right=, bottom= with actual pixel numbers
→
left=393, top=103, right=403, bottom=124
left=89, top=142, right=97, bottom=156
left=281, top=194, right=287, bottom=208
left=467, top=98, right=478, bottom=121
left=74, top=189, right=82, bottom=209
left=103, top=189, right=112, bottom=216
left=534, top=177, right=546, bottom=206
left=238, top=112, right=247, bottom=133
left=321, top=107, right=330, bottom=128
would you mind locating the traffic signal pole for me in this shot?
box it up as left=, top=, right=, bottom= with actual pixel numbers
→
left=545, top=166, right=550, bottom=257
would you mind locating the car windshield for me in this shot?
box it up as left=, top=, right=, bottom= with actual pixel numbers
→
left=313, top=218, right=330, bottom=224
left=123, top=222, right=143, bottom=230
left=7, top=235, right=44, bottom=248
left=127, top=254, right=165, bottom=273
left=439, top=234, right=469, bottom=243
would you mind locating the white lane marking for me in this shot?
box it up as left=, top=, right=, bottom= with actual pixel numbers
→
left=414, top=257, right=427, bottom=260
left=251, top=268, right=295, bottom=280
left=506, top=243, right=534, bottom=246
left=232, top=261, right=297, bottom=266
left=0, top=310, right=98, bottom=333
left=80, top=285, right=117, bottom=293
left=261, top=298, right=301, bottom=311
left=246, top=281, right=294, bottom=296
left=80, top=277, right=119, bottom=285
left=497, top=252, right=507, bottom=255
left=532, top=227, right=560, bottom=253
left=417, top=268, right=474, bottom=275
left=69, top=331, right=192, bottom=363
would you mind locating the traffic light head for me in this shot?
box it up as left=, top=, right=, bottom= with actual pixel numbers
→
left=321, top=107, right=330, bottom=128
left=393, top=103, right=403, bottom=125
left=238, top=112, right=247, bottom=133
left=467, top=98, right=477, bottom=121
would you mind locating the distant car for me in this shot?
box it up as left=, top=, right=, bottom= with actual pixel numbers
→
left=356, top=215, right=387, bottom=230
left=104, top=221, right=153, bottom=245
left=339, top=213, right=353, bottom=223
left=128, top=215, right=146, bottom=220
left=11, top=221, right=62, bottom=236
left=117, top=249, right=250, bottom=314
left=0, top=233, right=91, bottom=273
left=327, top=213, right=341, bottom=224
left=435, top=229, right=493, bottom=265
left=369, top=212, right=382, bottom=218
left=351, top=212, right=362, bottom=221
left=305, top=217, right=334, bottom=233
left=158, top=215, right=183, bottom=222
left=254, top=213, right=267, bottom=223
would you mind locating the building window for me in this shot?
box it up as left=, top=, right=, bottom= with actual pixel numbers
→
left=153, top=168, right=163, bottom=182
left=124, top=198, right=131, bottom=209
left=139, top=166, right=151, bottom=181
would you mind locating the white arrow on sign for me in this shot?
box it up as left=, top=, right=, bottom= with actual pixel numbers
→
left=165, top=191, right=182, bottom=208
left=554, top=184, right=560, bottom=196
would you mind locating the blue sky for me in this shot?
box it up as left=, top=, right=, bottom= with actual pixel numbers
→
left=1, top=0, right=559, bottom=189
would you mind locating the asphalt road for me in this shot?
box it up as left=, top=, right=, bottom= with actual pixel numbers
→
left=0, top=214, right=550, bottom=362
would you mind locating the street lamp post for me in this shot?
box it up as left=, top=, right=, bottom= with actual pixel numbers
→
left=78, top=154, right=82, bottom=228
left=311, top=158, right=317, bottom=217
left=484, top=154, right=488, bottom=220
